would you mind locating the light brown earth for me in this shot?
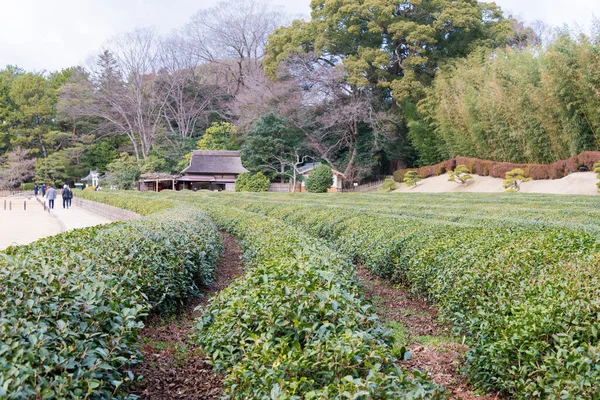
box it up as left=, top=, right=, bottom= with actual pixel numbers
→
left=394, top=171, right=598, bottom=195
left=0, top=196, right=60, bottom=250
left=0, top=194, right=111, bottom=250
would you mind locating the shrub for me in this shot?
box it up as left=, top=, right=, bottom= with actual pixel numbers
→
left=503, top=168, right=531, bottom=191
left=382, top=178, right=397, bottom=191
left=448, top=164, right=473, bottom=185
left=393, top=169, right=407, bottom=182
left=403, top=170, right=422, bottom=187
left=235, top=172, right=270, bottom=192
left=305, top=164, right=333, bottom=193
left=20, top=182, right=34, bottom=190
left=193, top=205, right=442, bottom=399
left=0, top=208, right=221, bottom=398
left=204, top=195, right=600, bottom=399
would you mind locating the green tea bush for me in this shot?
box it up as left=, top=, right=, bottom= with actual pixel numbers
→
left=0, top=208, right=221, bottom=398
left=78, top=190, right=173, bottom=215
left=187, top=196, right=600, bottom=399
left=193, top=205, right=443, bottom=399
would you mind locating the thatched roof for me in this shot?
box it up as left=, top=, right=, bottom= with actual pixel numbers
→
left=182, top=150, right=249, bottom=175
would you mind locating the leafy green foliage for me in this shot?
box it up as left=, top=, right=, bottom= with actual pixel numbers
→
left=0, top=208, right=221, bottom=398
left=105, top=152, right=140, bottom=190
left=403, top=171, right=422, bottom=188
left=382, top=178, right=397, bottom=192
left=196, top=122, right=239, bottom=151
left=234, top=172, right=270, bottom=192
left=503, top=168, right=530, bottom=191
left=305, top=164, right=333, bottom=193
left=447, top=165, right=472, bottom=185
left=193, top=204, right=443, bottom=399
left=144, top=190, right=600, bottom=399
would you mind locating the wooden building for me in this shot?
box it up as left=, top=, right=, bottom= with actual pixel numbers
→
left=178, top=150, right=248, bottom=191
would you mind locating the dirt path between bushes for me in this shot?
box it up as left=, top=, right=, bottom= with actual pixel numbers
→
left=129, top=232, right=243, bottom=399
left=356, top=267, right=503, bottom=400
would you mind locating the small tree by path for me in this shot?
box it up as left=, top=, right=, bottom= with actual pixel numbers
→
left=594, top=161, right=600, bottom=192
left=503, top=168, right=530, bottom=192
left=448, top=165, right=473, bottom=185
left=404, top=171, right=422, bottom=188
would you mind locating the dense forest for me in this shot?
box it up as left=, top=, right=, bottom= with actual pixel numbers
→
left=0, top=0, right=598, bottom=189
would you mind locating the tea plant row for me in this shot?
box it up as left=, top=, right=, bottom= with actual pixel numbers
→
left=0, top=208, right=221, bottom=399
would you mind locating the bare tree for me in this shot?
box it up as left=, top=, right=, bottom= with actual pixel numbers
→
left=181, top=0, right=286, bottom=95
left=0, top=148, right=36, bottom=188
left=277, top=55, right=382, bottom=181
left=59, top=28, right=174, bottom=161
left=157, top=36, right=226, bottom=139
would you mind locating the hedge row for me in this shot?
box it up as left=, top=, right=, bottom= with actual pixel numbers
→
left=192, top=198, right=600, bottom=399
left=393, top=151, right=600, bottom=181
left=189, top=205, right=444, bottom=398
left=0, top=208, right=221, bottom=399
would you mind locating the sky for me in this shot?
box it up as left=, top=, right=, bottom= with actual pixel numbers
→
left=0, top=0, right=598, bottom=72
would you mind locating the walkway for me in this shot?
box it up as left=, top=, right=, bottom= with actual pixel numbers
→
left=0, top=196, right=60, bottom=250
left=49, top=196, right=112, bottom=231
left=0, top=195, right=111, bottom=251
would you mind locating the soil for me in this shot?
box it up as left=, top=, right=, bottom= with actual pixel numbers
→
left=356, top=267, right=503, bottom=400
left=129, top=232, right=244, bottom=399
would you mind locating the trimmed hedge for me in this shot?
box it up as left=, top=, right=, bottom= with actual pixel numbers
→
left=192, top=204, right=443, bottom=399
left=180, top=195, right=600, bottom=399
left=0, top=208, right=221, bottom=399
left=397, top=151, right=600, bottom=180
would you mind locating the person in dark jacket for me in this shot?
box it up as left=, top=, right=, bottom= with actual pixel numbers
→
left=62, top=185, right=73, bottom=209
left=41, top=184, right=46, bottom=197
left=34, top=184, right=39, bottom=196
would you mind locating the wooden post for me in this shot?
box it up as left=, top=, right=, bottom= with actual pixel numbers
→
left=155, top=179, right=159, bottom=192
left=172, top=179, right=175, bottom=190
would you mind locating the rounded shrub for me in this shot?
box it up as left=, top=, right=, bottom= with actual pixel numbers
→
left=382, top=178, right=397, bottom=192
left=235, top=172, right=270, bottom=192
left=305, top=164, right=333, bottom=193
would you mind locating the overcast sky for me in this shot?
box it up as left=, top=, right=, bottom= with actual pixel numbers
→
left=0, top=0, right=597, bottom=72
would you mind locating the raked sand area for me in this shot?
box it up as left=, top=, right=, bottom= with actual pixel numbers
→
left=0, top=195, right=111, bottom=250
left=393, top=171, right=599, bottom=195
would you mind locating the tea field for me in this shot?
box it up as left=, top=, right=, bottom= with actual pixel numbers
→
left=2, top=190, right=599, bottom=399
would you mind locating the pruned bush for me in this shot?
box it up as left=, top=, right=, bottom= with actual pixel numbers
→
left=0, top=208, right=221, bottom=398
left=382, top=177, right=397, bottom=191
left=403, top=170, right=422, bottom=187
left=192, top=204, right=443, bottom=399
left=448, top=164, right=473, bottom=185
left=207, top=196, right=600, bottom=399
left=503, top=168, right=530, bottom=191
left=235, top=172, right=270, bottom=192
left=393, top=169, right=407, bottom=182
left=305, top=164, right=333, bottom=193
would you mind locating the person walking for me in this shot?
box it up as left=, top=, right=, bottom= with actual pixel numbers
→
left=46, top=185, right=56, bottom=209
left=41, top=184, right=46, bottom=197
left=34, top=184, right=39, bottom=196
left=62, top=185, right=72, bottom=209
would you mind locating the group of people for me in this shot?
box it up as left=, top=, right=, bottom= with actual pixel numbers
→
left=33, top=184, right=73, bottom=210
